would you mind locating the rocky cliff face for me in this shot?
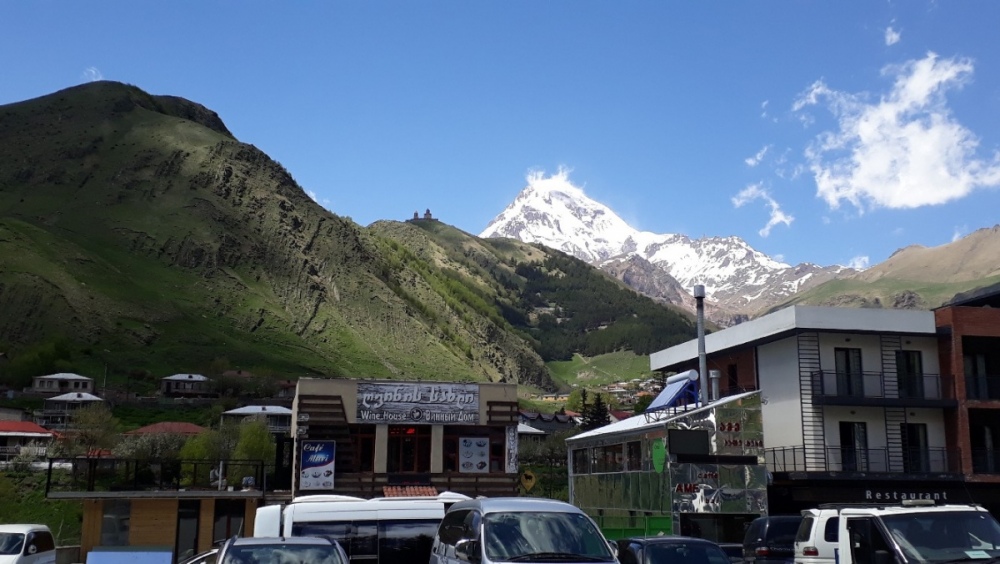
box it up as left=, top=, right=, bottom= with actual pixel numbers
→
left=0, top=81, right=558, bottom=388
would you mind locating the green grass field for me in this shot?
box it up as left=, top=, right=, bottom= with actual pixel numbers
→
left=546, top=350, right=652, bottom=390
left=0, top=472, right=82, bottom=546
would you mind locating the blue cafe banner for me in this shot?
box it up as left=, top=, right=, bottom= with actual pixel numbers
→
left=300, top=440, right=336, bottom=491
left=357, top=382, right=480, bottom=424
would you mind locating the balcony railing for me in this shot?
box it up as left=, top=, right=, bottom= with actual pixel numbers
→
left=0, top=445, right=48, bottom=461
left=44, top=458, right=269, bottom=495
left=810, top=371, right=954, bottom=402
left=765, top=446, right=961, bottom=474
left=966, top=375, right=1000, bottom=401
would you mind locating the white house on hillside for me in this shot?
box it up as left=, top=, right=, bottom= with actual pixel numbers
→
left=31, top=373, right=95, bottom=396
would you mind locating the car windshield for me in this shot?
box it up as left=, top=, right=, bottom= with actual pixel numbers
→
left=483, top=511, right=615, bottom=562
left=645, top=542, right=732, bottom=564
left=222, top=543, right=344, bottom=564
left=0, top=533, right=25, bottom=555
left=882, top=511, right=1000, bottom=563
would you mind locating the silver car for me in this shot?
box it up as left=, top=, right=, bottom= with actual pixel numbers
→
left=431, top=497, right=619, bottom=564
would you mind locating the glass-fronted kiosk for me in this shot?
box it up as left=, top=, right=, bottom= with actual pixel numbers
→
left=567, top=390, right=768, bottom=542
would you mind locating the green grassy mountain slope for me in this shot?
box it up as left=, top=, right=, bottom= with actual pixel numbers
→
left=766, top=225, right=1000, bottom=312
left=0, top=82, right=696, bottom=389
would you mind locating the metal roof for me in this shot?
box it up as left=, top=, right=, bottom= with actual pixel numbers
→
left=566, top=390, right=760, bottom=443
left=223, top=405, right=292, bottom=415
left=35, top=373, right=93, bottom=380
left=162, top=373, right=210, bottom=381
left=517, top=423, right=546, bottom=435
left=47, top=392, right=103, bottom=402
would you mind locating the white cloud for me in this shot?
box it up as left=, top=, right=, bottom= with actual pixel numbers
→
left=82, top=67, right=103, bottom=82
left=795, top=52, right=1000, bottom=213
left=761, top=100, right=770, bottom=119
left=885, top=26, right=901, bottom=46
left=744, top=145, right=771, bottom=167
left=892, top=227, right=905, bottom=236
left=731, top=183, right=794, bottom=237
left=846, top=255, right=870, bottom=270
left=773, top=253, right=785, bottom=263
left=952, top=224, right=967, bottom=242
left=792, top=80, right=833, bottom=112
left=307, top=190, right=319, bottom=202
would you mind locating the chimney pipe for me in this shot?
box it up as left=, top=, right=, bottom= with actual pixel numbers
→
left=694, top=285, right=708, bottom=404
left=710, top=369, right=721, bottom=401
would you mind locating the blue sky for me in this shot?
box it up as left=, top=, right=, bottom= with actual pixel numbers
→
left=3, top=2, right=999, bottom=269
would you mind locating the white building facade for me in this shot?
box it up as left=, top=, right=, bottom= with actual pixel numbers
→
left=650, top=306, right=962, bottom=511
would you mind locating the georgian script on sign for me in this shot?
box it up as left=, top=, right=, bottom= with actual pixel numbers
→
left=356, top=382, right=480, bottom=424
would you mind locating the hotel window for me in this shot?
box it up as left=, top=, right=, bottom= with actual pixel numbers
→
left=387, top=426, right=431, bottom=473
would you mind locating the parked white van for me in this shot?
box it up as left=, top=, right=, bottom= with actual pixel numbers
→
left=254, top=492, right=470, bottom=564
left=0, top=525, right=56, bottom=564
left=430, top=497, right=618, bottom=564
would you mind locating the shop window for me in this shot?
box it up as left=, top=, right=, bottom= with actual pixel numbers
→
left=596, top=444, right=624, bottom=473
left=444, top=436, right=458, bottom=472
left=387, top=426, right=431, bottom=473
left=572, top=449, right=590, bottom=475
left=213, top=500, right=245, bottom=541
left=351, top=426, right=375, bottom=473
left=175, top=500, right=200, bottom=562
left=626, top=441, right=642, bottom=471
left=490, top=440, right=504, bottom=472
left=443, top=427, right=506, bottom=473
left=100, top=500, right=131, bottom=546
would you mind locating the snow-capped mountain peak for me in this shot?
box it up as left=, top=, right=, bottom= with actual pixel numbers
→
left=480, top=170, right=849, bottom=323
left=480, top=168, right=653, bottom=262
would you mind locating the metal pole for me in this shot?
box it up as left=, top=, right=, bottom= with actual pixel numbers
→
left=710, top=369, right=721, bottom=401
left=694, top=285, right=708, bottom=404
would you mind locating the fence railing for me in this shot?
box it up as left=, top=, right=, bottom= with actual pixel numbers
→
left=764, top=446, right=961, bottom=474
left=45, top=457, right=268, bottom=494
left=810, top=371, right=954, bottom=401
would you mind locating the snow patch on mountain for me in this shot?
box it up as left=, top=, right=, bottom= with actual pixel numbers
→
left=481, top=169, right=850, bottom=322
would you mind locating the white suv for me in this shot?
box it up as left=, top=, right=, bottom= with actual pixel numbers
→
left=793, top=508, right=839, bottom=564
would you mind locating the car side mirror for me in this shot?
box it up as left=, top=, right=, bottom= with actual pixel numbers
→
left=608, top=541, right=619, bottom=558
left=456, top=539, right=481, bottom=563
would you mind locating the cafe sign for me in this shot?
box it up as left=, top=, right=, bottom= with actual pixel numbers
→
left=357, top=382, right=480, bottom=424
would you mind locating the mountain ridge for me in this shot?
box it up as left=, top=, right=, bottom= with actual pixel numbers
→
left=0, top=81, right=696, bottom=391
left=481, top=169, right=849, bottom=323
